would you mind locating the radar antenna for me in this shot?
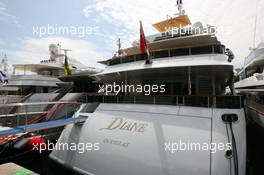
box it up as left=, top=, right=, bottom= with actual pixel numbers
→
left=61, top=49, right=72, bottom=57
left=175, top=0, right=185, bottom=16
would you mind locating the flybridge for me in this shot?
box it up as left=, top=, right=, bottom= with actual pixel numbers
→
left=101, top=44, right=225, bottom=66
left=103, top=0, right=218, bottom=64
left=152, top=0, right=191, bottom=32
left=153, top=15, right=191, bottom=33
left=154, top=23, right=217, bottom=42
left=151, top=0, right=216, bottom=40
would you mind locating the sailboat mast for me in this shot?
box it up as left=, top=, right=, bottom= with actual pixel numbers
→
left=253, top=0, right=259, bottom=49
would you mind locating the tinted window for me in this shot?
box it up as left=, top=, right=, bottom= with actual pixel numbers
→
left=135, top=54, right=147, bottom=61
left=170, top=48, right=190, bottom=56
left=191, top=46, right=212, bottom=55
left=109, top=58, right=121, bottom=65
left=153, top=50, right=169, bottom=59
left=122, top=56, right=134, bottom=63
left=214, top=45, right=225, bottom=54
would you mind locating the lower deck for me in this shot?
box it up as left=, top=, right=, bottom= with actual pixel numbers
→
left=97, top=65, right=233, bottom=96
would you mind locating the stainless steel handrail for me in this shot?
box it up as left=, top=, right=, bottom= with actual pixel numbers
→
left=0, top=101, right=81, bottom=108
left=0, top=111, right=48, bottom=118
left=81, top=94, right=243, bottom=109
left=0, top=101, right=82, bottom=136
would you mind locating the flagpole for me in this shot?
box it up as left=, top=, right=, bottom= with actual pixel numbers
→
left=62, top=49, right=72, bottom=75
left=139, top=21, right=152, bottom=64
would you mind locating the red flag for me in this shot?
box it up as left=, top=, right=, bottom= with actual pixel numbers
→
left=139, top=21, right=149, bottom=56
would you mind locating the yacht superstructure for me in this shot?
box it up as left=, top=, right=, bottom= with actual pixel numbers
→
left=3, top=44, right=99, bottom=96
left=47, top=2, right=246, bottom=175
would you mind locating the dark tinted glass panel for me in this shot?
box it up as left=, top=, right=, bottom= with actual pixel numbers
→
left=103, top=96, right=118, bottom=103
left=170, top=48, right=189, bottom=56
left=135, top=96, right=154, bottom=104
left=109, top=58, right=121, bottom=65
left=122, top=56, right=134, bottom=63
left=119, top=96, right=135, bottom=103
left=184, top=96, right=209, bottom=107
left=135, top=54, right=147, bottom=61
left=191, top=46, right=212, bottom=55
left=214, top=45, right=225, bottom=54
left=215, top=96, right=243, bottom=109
left=153, top=50, right=169, bottom=59
left=155, top=96, right=176, bottom=105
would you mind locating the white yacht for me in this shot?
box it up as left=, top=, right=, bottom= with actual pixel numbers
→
left=47, top=2, right=246, bottom=175
left=0, top=45, right=101, bottom=169
left=4, top=44, right=99, bottom=96
left=235, top=42, right=264, bottom=128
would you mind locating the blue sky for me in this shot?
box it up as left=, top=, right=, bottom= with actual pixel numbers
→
left=0, top=0, right=263, bottom=69
left=0, top=0, right=117, bottom=67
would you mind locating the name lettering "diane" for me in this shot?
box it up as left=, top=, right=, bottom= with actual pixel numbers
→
left=101, top=117, right=148, bottom=133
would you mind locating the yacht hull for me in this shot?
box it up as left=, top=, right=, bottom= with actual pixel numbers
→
left=46, top=103, right=246, bottom=175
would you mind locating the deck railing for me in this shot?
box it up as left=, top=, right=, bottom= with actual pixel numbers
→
left=108, top=45, right=225, bottom=66
left=0, top=95, right=243, bottom=138
left=0, top=101, right=81, bottom=128
left=80, top=94, right=244, bottom=109
left=0, top=95, right=24, bottom=104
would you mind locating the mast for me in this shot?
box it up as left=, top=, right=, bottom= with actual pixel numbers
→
left=176, top=0, right=185, bottom=16
left=117, top=38, right=122, bottom=56
left=3, top=54, right=7, bottom=73
left=252, top=0, right=259, bottom=49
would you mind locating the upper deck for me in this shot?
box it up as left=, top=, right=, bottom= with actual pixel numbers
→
left=97, top=33, right=231, bottom=78
left=100, top=34, right=225, bottom=66
left=96, top=10, right=233, bottom=96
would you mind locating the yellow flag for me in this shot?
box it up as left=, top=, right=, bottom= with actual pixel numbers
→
left=64, top=55, right=71, bottom=75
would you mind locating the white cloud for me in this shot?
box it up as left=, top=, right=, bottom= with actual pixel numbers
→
left=83, top=0, right=175, bottom=34
left=4, top=37, right=109, bottom=68
left=0, top=2, right=19, bottom=26
left=83, top=0, right=264, bottom=68
left=82, top=4, right=93, bottom=17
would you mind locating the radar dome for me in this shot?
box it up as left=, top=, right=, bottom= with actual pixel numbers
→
left=49, top=44, right=59, bottom=60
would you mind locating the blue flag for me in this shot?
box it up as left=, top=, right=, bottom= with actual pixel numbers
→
left=0, top=70, right=7, bottom=83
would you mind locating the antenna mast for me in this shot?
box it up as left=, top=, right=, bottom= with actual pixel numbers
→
left=176, top=0, right=185, bottom=16
left=3, top=53, right=7, bottom=73
left=61, top=49, right=72, bottom=57
left=117, top=38, right=122, bottom=56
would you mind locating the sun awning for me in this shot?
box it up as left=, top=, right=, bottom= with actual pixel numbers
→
left=152, top=15, right=191, bottom=32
